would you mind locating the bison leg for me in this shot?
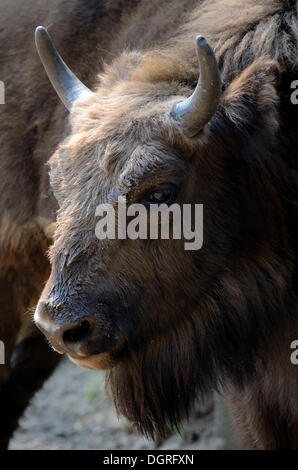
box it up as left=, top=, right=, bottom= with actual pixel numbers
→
left=0, top=241, right=61, bottom=449
left=0, top=327, right=61, bottom=449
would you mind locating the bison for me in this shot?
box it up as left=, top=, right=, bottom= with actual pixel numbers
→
left=0, top=0, right=298, bottom=450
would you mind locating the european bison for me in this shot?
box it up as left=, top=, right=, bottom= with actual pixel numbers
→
left=1, top=0, right=298, bottom=449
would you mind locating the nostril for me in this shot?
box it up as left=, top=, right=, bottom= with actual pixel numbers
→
left=63, top=320, right=90, bottom=344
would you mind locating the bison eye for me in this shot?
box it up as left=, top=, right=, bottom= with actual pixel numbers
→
left=144, top=185, right=177, bottom=205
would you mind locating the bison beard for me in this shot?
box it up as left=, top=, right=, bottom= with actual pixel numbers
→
left=106, top=292, right=293, bottom=441
left=106, top=261, right=294, bottom=441
left=106, top=322, right=211, bottom=440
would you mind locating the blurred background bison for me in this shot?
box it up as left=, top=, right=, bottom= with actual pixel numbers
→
left=0, top=0, right=297, bottom=450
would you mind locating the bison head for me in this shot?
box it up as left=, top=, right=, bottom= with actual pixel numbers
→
left=34, top=27, right=285, bottom=439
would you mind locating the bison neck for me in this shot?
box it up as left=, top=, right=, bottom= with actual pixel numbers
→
left=225, top=320, right=298, bottom=450
left=106, top=269, right=298, bottom=448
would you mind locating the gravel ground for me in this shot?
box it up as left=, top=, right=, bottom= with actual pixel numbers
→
left=9, top=358, right=239, bottom=450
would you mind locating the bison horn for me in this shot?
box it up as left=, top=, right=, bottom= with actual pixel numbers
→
left=171, top=36, right=221, bottom=137
left=35, top=26, right=93, bottom=111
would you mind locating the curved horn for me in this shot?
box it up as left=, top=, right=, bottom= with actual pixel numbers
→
left=171, top=36, right=221, bottom=137
left=35, top=26, right=93, bottom=111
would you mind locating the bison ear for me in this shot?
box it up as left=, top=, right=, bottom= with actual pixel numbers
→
left=216, top=59, right=281, bottom=137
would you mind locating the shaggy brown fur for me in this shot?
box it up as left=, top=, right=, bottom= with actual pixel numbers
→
left=1, top=0, right=298, bottom=449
